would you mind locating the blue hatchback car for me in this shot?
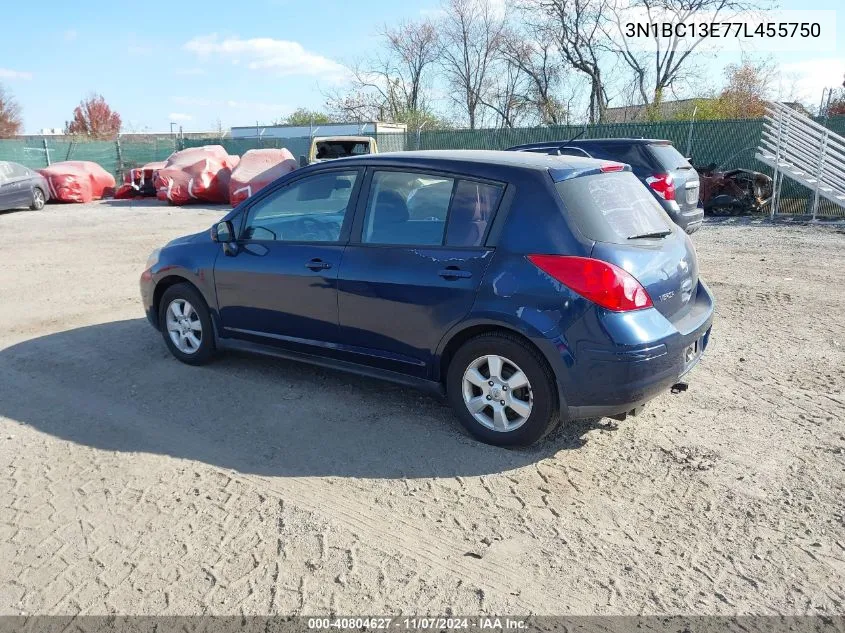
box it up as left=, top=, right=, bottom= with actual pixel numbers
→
left=140, top=150, right=713, bottom=446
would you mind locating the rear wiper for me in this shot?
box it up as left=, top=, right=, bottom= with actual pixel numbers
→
left=628, top=230, right=672, bottom=240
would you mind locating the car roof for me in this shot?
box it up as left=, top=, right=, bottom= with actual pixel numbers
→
left=320, top=149, right=623, bottom=182
left=508, top=138, right=672, bottom=150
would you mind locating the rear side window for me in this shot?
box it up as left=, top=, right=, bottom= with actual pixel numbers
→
left=445, top=180, right=503, bottom=247
left=648, top=143, right=691, bottom=170
left=555, top=171, right=672, bottom=244
left=362, top=170, right=503, bottom=247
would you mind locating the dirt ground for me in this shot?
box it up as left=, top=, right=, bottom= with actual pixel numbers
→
left=0, top=200, right=843, bottom=616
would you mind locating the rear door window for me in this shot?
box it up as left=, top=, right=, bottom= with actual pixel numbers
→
left=555, top=171, right=673, bottom=244
left=362, top=171, right=504, bottom=247
left=7, top=162, right=29, bottom=179
left=0, top=162, right=12, bottom=183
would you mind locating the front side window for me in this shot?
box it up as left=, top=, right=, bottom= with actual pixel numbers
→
left=243, top=170, right=358, bottom=242
left=362, top=171, right=504, bottom=247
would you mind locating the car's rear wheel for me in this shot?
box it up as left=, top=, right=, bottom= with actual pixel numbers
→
left=158, top=283, right=215, bottom=365
left=446, top=333, right=560, bottom=446
left=30, top=187, right=46, bottom=210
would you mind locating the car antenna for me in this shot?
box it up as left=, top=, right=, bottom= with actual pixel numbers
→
left=557, top=126, right=587, bottom=154
left=564, top=127, right=586, bottom=145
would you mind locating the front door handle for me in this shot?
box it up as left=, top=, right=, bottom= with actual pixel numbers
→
left=438, top=267, right=472, bottom=280
left=305, top=259, right=332, bottom=271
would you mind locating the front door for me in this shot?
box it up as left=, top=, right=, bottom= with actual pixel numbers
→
left=338, top=169, right=505, bottom=378
left=214, top=168, right=362, bottom=347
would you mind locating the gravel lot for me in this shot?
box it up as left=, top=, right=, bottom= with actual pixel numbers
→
left=1, top=200, right=843, bottom=616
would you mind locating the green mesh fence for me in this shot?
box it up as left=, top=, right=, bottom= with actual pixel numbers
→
left=0, top=136, right=178, bottom=176
left=2, top=116, right=844, bottom=216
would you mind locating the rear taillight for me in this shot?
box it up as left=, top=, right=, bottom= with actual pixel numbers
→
left=527, top=255, right=653, bottom=312
left=646, top=173, right=675, bottom=201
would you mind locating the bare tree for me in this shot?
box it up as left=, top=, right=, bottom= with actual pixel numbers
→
left=438, top=0, right=506, bottom=129
left=0, top=84, right=23, bottom=138
left=382, top=19, right=441, bottom=114
left=498, top=27, right=568, bottom=125
left=524, top=0, right=611, bottom=123
left=325, top=88, right=387, bottom=122
left=609, top=0, right=772, bottom=109
left=480, top=56, right=530, bottom=128
left=328, top=18, right=440, bottom=124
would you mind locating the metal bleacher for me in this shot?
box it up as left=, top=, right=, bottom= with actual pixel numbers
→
left=756, top=102, right=845, bottom=218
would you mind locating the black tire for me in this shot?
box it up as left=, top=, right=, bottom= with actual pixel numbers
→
left=30, top=187, right=46, bottom=210
left=446, top=332, right=560, bottom=447
left=158, top=283, right=216, bottom=365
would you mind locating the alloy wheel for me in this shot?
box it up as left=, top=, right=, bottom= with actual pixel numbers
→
left=461, top=354, right=533, bottom=432
left=165, top=299, right=203, bottom=354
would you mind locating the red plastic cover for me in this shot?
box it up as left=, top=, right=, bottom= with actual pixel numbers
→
left=116, top=161, right=167, bottom=199
left=228, top=148, right=297, bottom=205
left=38, top=161, right=116, bottom=203
left=154, top=146, right=238, bottom=205
left=123, top=161, right=166, bottom=185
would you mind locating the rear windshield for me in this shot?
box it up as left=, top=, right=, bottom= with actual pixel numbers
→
left=315, top=141, right=371, bottom=159
left=555, top=171, right=673, bottom=243
left=648, top=143, right=691, bottom=170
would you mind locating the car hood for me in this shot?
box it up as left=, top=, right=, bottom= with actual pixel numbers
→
left=165, top=231, right=208, bottom=248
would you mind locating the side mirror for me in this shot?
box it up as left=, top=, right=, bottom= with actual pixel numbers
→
left=211, top=220, right=234, bottom=243
left=299, top=155, right=308, bottom=168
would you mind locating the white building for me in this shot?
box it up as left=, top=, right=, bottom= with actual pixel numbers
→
left=231, top=121, right=406, bottom=141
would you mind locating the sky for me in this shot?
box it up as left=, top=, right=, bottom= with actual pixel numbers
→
left=0, top=0, right=842, bottom=134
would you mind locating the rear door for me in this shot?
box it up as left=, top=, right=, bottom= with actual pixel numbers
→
left=337, top=169, right=505, bottom=377
left=555, top=170, right=698, bottom=322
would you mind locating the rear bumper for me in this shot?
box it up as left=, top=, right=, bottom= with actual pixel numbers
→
left=663, top=200, right=704, bottom=234
left=557, top=281, right=714, bottom=420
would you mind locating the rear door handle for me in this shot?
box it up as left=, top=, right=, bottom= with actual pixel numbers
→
left=438, top=267, right=472, bottom=280
left=305, top=259, right=332, bottom=271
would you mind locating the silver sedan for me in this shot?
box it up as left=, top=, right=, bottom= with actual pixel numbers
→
left=0, top=160, right=50, bottom=211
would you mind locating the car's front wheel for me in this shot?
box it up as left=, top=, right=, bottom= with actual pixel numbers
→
left=446, top=332, right=560, bottom=446
left=30, top=187, right=46, bottom=210
left=158, top=283, right=215, bottom=365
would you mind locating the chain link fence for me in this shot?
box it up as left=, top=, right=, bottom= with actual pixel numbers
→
left=2, top=116, right=844, bottom=216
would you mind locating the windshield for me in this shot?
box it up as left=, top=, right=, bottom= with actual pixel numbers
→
left=555, top=171, right=673, bottom=244
left=648, top=143, right=691, bottom=170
